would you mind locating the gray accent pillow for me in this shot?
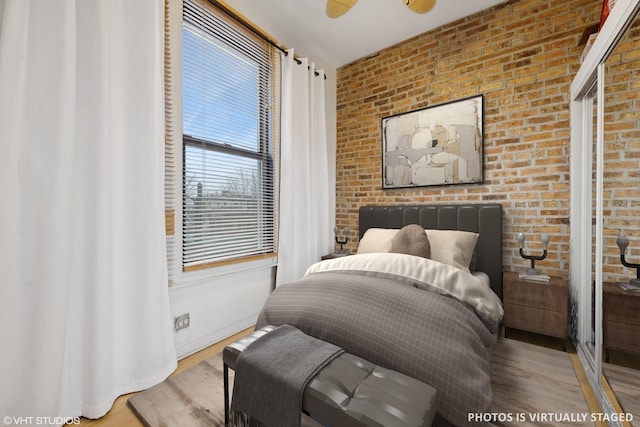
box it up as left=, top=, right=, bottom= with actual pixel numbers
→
left=390, top=224, right=431, bottom=259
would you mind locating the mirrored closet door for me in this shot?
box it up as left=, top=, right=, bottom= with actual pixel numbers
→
left=570, top=0, right=640, bottom=423
left=601, top=7, right=640, bottom=420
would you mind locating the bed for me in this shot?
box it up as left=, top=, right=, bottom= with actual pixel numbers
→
left=256, top=204, right=503, bottom=426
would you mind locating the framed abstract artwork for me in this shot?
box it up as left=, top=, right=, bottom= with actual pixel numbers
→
left=381, top=95, right=484, bottom=189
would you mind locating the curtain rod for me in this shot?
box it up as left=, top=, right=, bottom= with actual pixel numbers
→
left=207, top=0, right=326, bottom=79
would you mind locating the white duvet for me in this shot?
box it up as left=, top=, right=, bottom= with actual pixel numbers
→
left=306, top=252, right=504, bottom=324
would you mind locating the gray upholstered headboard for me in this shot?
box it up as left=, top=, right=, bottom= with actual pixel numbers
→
left=358, top=204, right=503, bottom=299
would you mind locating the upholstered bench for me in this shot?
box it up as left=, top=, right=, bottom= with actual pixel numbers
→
left=223, top=325, right=438, bottom=427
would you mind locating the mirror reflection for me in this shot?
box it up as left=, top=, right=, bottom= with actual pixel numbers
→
left=602, top=8, right=640, bottom=419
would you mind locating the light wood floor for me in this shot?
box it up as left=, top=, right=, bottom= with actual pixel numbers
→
left=72, top=327, right=624, bottom=427
left=604, top=361, right=640, bottom=425
left=73, top=327, right=254, bottom=427
left=492, top=329, right=605, bottom=427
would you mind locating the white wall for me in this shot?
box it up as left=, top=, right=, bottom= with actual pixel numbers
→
left=170, top=258, right=275, bottom=358
left=168, top=0, right=338, bottom=359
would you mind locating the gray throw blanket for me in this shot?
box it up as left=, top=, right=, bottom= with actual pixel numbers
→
left=230, top=324, right=344, bottom=427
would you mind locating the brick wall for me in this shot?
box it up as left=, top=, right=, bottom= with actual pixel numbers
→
left=334, top=0, right=606, bottom=279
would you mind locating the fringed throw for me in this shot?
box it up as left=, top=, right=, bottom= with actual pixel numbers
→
left=230, top=324, right=344, bottom=427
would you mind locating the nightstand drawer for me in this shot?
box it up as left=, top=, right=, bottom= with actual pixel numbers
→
left=604, top=293, right=640, bottom=325
left=504, top=280, right=567, bottom=312
left=504, top=304, right=567, bottom=339
left=605, top=321, right=640, bottom=354
left=603, top=282, right=640, bottom=359
left=502, top=272, right=568, bottom=349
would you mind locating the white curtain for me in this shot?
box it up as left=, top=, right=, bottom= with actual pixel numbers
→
left=276, top=49, right=333, bottom=286
left=0, top=1, right=177, bottom=424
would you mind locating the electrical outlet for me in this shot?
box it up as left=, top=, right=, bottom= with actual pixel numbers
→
left=174, top=313, right=190, bottom=332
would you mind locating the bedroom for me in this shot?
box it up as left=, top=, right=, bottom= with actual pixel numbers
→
left=1, top=0, right=639, bottom=426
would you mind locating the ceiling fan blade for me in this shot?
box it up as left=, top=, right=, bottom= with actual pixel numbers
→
left=404, top=0, right=436, bottom=14
left=326, top=0, right=358, bottom=19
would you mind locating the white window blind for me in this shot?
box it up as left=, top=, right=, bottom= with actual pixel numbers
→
left=182, top=0, right=275, bottom=269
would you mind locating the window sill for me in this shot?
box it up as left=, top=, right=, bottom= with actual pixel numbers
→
left=184, top=253, right=277, bottom=273
left=171, top=253, right=277, bottom=289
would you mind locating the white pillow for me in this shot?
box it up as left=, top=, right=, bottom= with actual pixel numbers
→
left=425, top=229, right=479, bottom=273
left=356, top=228, right=399, bottom=253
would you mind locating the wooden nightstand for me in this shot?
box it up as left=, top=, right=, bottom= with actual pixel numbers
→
left=320, top=253, right=350, bottom=260
left=503, top=271, right=568, bottom=351
left=603, top=282, right=640, bottom=362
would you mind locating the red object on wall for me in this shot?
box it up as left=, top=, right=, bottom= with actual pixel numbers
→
left=599, top=0, right=611, bottom=30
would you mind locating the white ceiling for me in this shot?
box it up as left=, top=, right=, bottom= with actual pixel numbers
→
left=225, top=0, right=509, bottom=68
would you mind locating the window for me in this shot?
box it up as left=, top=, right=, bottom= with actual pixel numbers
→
left=182, top=0, right=275, bottom=270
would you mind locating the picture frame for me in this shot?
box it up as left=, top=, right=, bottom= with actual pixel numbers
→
left=381, top=94, right=484, bottom=189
